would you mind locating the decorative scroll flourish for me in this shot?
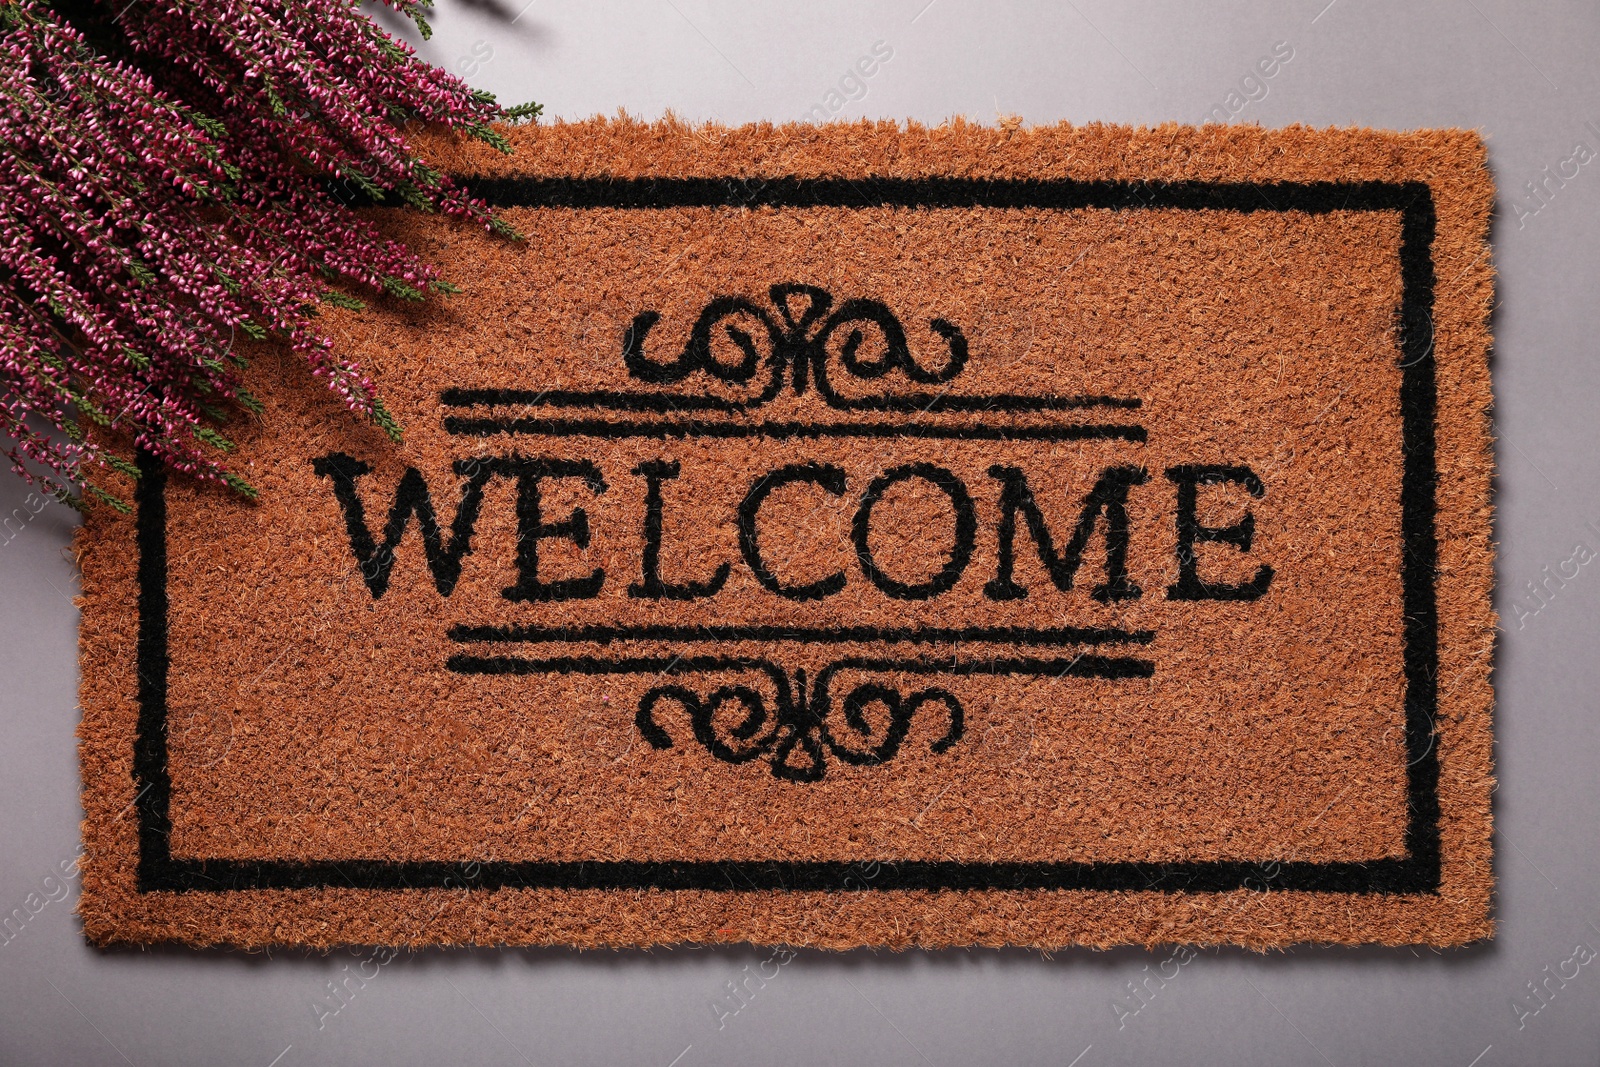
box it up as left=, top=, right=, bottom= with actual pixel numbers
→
left=444, top=648, right=1153, bottom=782
left=623, top=283, right=973, bottom=412
left=635, top=658, right=965, bottom=781
left=437, top=281, right=1145, bottom=418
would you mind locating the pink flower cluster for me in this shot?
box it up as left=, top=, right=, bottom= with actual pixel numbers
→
left=0, top=0, right=532, bottom=506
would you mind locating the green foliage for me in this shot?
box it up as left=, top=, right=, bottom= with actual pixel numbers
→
left=83, top=483, right=132, bottom=513
left=369, top=395, right=402, bottom=441
left=489, top=214, right=525, bottom=241
left=503, top=101, right=544, bottom=124
left=222, top=472, right=259, bottom=500
left=194, top=426, right=234, bottom=452
left=321, top=290, right=367, bottom=311
left=235, top=388, right=265, bottom=416
left=380, top=276, right=424, bottom=301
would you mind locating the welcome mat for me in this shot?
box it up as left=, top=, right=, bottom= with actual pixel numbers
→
left=77, top=120, right=1495, bottom=949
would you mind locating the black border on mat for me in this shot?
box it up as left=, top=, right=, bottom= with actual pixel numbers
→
left=131, top=176, right=1440, bottom=895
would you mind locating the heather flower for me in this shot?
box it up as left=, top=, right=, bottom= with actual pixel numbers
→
left=0, top=0, right=539, bottom=508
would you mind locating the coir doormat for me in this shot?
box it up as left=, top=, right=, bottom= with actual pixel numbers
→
left=77, top=120, right=1495, bottom=949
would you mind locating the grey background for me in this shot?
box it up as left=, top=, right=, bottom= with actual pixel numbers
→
left=2, top=0, right=1598, bottom=1063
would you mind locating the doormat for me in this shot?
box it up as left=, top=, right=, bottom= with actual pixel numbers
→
left=76, top=120, right=1496, bottom=949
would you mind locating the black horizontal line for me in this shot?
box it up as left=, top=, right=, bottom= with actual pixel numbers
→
left=446, top=623, right=1154, bottom=647
left=145, top=856, right=1431, bottom=895
left=445, top=653, right=1154, bottom=680
left=437, top=388, right=1143, bottom=414
left=442, top=417, right=1147, bottom=443
left=433, top=176, right=1427, bottom=214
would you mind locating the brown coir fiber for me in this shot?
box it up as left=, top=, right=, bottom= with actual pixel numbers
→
left=76, top=119, right=1495, bottom=949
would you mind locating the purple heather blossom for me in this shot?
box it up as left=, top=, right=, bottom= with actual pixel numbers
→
left=0, top=0, right=533, bottom=507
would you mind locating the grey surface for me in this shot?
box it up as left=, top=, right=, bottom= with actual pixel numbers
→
left=3, top=0, right=1599, bottom=1064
